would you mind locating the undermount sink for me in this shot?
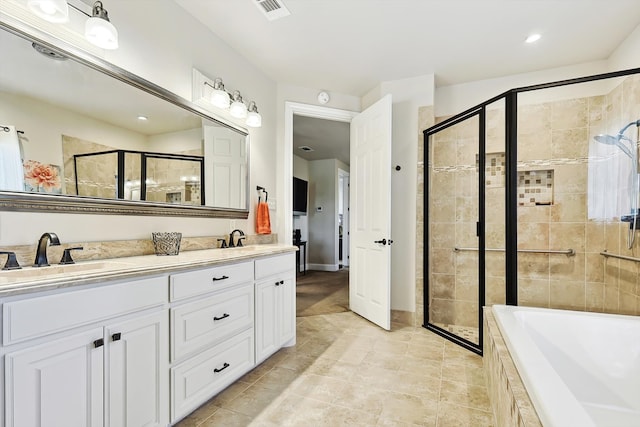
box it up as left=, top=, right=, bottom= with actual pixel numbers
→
left=0, top=260, right=133, bottom=284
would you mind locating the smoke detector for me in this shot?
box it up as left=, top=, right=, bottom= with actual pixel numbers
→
left=254, top=0, right=290, bottom=21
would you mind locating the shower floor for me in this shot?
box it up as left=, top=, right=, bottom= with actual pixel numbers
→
left=433, top=322, right=479, bottom=344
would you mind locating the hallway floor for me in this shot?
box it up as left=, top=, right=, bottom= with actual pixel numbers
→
left=177, top=310, right=494, bottom=426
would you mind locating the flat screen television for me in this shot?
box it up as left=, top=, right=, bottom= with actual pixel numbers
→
left=293, top=177, right=308, bottom=216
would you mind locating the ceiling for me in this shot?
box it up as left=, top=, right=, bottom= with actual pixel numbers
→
left=293, top=116, right=350, bottom=164
left=175, top=0, right=640, bottom=165
left=175, top=0, right=640, bottom=96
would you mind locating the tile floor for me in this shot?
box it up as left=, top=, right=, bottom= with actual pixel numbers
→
left=177, top=312, right=495, bottom=426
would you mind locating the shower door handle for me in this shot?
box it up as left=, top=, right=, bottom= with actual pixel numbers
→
left=374, top=239, right=387, bottom=245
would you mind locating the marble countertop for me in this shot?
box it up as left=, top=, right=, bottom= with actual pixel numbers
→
left=0, top=244, right=297, bottom=297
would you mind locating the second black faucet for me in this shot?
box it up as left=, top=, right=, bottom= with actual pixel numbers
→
left=228, top=229, right=245, bottom=248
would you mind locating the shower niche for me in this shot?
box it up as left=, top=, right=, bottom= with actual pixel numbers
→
left=517, top=169, right=554, bottom=206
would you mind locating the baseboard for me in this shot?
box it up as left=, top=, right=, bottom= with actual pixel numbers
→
left=307, top=263, right=340, bottom=272
left=391, top=309, right=416, bottom=326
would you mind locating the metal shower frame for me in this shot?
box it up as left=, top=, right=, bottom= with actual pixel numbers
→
left=423, top=65, right=640, bottom=355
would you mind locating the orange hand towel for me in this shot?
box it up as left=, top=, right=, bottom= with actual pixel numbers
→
left=256, top=201, right=271, bottom=234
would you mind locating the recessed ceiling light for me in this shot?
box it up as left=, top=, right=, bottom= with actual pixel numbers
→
left=525, top=33, right=541, bottom=44
left=137, top=115, right=148, bottom=121
left=298, top=146, right=314, bottom=152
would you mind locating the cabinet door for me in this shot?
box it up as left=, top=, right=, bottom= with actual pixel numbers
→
left=255, top=279, right=279, bottom=364
left=278, top=276, right=296, bottom=347
left=107, top=311, right=169, bottom=427
left=5, top=328, right=104, bottom=427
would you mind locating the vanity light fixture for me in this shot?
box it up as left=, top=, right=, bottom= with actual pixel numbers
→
left=229, top=90, right=248, bottom=119
left=85, top=1, right=118, bottom=50
left=28, top=0, right=69, bottom=23
left=28, top=1, right=120, bottom=50
left=202, top=79, right=262, bottom=127
left=246, top=101, right=262, bottom=128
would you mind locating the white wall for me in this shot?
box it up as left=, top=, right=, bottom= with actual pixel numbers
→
left=306, top=158, right=349, bottom=270
left=0, top=0, right=277, bottom=246
left=0, top=91, right=148, bottom=169
left=362, top=75, right=435, bottom=312
left=609, top=24, right=640, bottom=72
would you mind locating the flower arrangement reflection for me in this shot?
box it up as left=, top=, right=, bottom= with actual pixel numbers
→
left=23, top=160, right=62, bottom=194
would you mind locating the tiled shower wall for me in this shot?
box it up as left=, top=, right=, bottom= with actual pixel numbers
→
left=416, top=106, right=435, bottom=327
left=421, top=74, right=640, bottom=328
left=63, top=136, right=203, bottom=204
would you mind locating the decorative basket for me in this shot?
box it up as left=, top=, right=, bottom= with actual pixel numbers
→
left=152, top=232, right=182, bottom=256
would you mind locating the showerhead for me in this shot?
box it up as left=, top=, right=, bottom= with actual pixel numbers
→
left=594, top=134, right=621, bottom=145
left=594, top=133, right=633, bottom=158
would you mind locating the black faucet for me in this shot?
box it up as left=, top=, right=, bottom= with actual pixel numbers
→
left=228, top=229, right=245, bottom=248
left=34, top=232, right=61, bottom=267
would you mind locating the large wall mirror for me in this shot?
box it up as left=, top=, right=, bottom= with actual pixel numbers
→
left=0, top=20, right=249, bottom=218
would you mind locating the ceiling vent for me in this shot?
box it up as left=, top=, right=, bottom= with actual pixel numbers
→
left=298, top=146, right=314, bottom=152
left=254, top=0, right=290, bottom=21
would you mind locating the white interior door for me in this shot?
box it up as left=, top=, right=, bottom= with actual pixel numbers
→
left=204, top=123, right=247, bottom=209
left=349, top=94, right=393, bottom=330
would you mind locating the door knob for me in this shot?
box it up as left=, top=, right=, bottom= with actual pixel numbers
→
left=374, top=239, right=387, bottom=245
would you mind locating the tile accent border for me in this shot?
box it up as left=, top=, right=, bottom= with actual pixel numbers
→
left=0, top=233, right=278, bottom=267
left=483, top=307, right=542, bottom=427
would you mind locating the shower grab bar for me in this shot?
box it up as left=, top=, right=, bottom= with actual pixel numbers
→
left=453, top=247, right=575, bottom=256
left=599, top=250, right=640, bottom=263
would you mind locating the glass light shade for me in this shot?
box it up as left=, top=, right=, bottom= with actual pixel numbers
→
left=211, top=89, right=230, bottom=109
left=229, top=100, right=247, bottom=119
left=28, top=0, right=69, bottom=23
left=246, top=111, right=262, bottom=128
left=85, top=16, right=119, bottom=50
left=246, top=102, right=262, bottom=127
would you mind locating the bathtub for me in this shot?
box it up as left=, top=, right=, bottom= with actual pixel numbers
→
left=492, top=305, right=640, bottom=427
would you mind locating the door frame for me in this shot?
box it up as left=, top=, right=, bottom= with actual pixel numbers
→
left=283, top=102, right=358, bottom=261
left=338, top=169, right=350, bottom=267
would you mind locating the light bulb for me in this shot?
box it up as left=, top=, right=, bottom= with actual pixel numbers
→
left=246, top=101, right=262, bottom=127
left=229, top=91, right=247, bottom=119
left=28, top=0, right=69, bottom=23
left=85, top=2, right=119, bottom=50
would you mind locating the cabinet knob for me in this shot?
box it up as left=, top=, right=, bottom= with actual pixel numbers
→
left=275, top=280, right=284, bottom=286
left=213, top=313, right=230, bottom=321
left=112, top=333, right=122, bottom=341
left=212, top=275, right=229, bottom=282
left=93, top=338, right=104, bottom=348
left=214, top=362, right=230, bottom=373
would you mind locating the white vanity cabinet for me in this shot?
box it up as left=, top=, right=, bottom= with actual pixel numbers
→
left=169, top=261, right=256, bottom=423
left=255, top=253, right=296, bottom=364
left=0, top=246, right=297, bottom=427
left=2, top=275, right=169, bottom=427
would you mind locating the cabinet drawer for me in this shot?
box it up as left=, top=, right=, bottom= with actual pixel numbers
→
left=170, top=261, right=253, bottom=302
left=3, top=276, right=167, bottom=345
left=171, top=283, right=253, bottom=361
left=171, top=329, right=254, bottom=421
left=254, top=253, right=295, bottom=280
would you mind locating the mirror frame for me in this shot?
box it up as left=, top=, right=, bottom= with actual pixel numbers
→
left=0, top=18, right=250, bottom=219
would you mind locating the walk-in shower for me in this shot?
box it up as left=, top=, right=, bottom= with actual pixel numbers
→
left=594, top=119, right=640, bottom=248
left=424, top=69, right=640, bottom=355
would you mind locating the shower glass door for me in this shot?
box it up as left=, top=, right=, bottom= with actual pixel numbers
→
left=425, top=110, right=485, bottom=354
